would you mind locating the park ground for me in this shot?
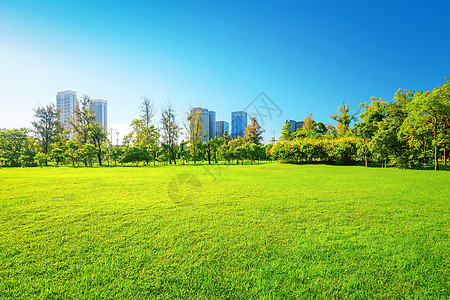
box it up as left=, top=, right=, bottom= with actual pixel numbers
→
left=0, top=163, right=449, bottom=299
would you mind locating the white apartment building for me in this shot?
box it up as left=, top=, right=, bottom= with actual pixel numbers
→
left=56, top=90, right=78, bottom=129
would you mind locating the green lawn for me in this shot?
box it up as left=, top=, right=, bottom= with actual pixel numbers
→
left=0, top=163, right=449, bottom=299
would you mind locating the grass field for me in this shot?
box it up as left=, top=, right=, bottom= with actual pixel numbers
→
left=1, top=163, right=449, bottom=299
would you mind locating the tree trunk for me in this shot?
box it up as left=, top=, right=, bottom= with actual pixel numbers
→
left=172, top=147, right=177, bottom=165
left=444, top=147, right=447, bottom=166
left=207, top=145, right=211, bottom=165
left=97, top=147, right=102, bottom=166
left=423, top=136, right=426, bottom=153
left=364, top=148, right=367, bottom=167
left=434, top=117, right=439, bottom=171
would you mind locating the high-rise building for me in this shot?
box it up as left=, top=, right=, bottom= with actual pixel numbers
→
left=231, top=111, right=247, bottom=139
left=192, top=107, right=210, bottom=142
left=216, top=121, right=229, bottom=138
left=56, top=90, right=78, bottom=129
left=208, top=111, right=216, bottom=140
left=92, top=99, right=107, bottom=130
left=286, top=120, right=296, bottom=133
left=285, top=119, right=304, bottom=133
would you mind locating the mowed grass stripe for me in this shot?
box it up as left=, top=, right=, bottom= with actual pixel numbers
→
left=0, top=164, right=448, bottom=299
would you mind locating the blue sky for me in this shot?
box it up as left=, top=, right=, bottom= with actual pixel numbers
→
left=1, top=0, right=449, bottom=143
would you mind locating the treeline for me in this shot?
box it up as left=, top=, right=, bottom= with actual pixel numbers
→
left=0, top=97, right=268, bottom=167
left=1, top=78, right=449, bottom=170
left=271, top=78, right=450, bottom=170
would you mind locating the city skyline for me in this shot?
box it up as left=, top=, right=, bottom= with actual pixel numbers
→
left=1, top=1, right=449, bottom=143
left=53, top=90, right=258, bottom=144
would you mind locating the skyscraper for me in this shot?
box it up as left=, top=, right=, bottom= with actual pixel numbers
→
left=216, top=121, right=229, bottom=138
left=208, top=110, right=216, bottom=140
left=285, top=119, right=304, bottom=133
left=56, top=90, right=78, bottom=129
left=231, top=111, right=247, bottom=139
left=92, top=99, right=107, bottom=130
left=285, top=119, right=296, bottom=133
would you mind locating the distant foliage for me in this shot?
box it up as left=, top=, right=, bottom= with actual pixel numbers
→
left=271, top=137, right=357, bottom=164
left=271, top=77, right=450, bottom=170
left=1, top=78, right=448, bottom=169
left=0, top=128, right=36, bottom=167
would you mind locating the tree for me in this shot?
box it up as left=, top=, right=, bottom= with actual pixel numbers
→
left=329, top=101, right=358, bottom=135
left=0, top=128, right=35, bottom=167
left=65, top=140, right=80, bottom=166
left=105, top=145, right=122, bottom=166
left=124, top=118, right=159, bottom=166
left=160, top=103, right=181, bottom=164
left=265, top=143, right=274, bottom=161
left=50, top=147, right=65, bottom=166
left=80, top=144, right=97, bottom=167
left=368, top=119, right=395, bottom=168
left=433, top=79, right=450, bottom=167
left=88, top=122, right=108, bottom=166
left=178, top=140, right=191, bottom=164
left=32, top=103, right=62, bottom=166
left=354, top=97, right=388, bottom=167
left=403, top=85, right=450, bottom=170
left=140, top=97, right=154, bottom=129
left=223, top=131, right=231, bottom=144
left=186, top=108, right=204, bottom=163
left=246, top=142, right=264, bottom=164
left=228, top=137, right=245, bottom=164
left=386, top=89, right=423, bottom=169
left=279, top=123, right=292, bottom=141
left=303, top=114, right=315, bottom=131
left=69, top=95, right=92, bottom=145
left=70, top=95, right=108, bottom=166
left=34, top=152, right=48, bottom=167
left=121, top=145, right=142, bottom=166
left=244, top=116, right=264, bottom=145
left=158, top=143, right=170, bottom=165
left=209, top=137, right=223, bottom=163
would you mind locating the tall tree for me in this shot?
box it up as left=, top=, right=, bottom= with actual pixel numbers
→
left=69, top=95, right=107, bottom=166
left=140, top=97, right=154, bottom=130
left=354, top=97, right=388, bottom=167
left=160, top=103, right=181, bottom=164
left=244, top=116, right=264, bottom=145
left=186, top=108, right=204, bottom=163
left=387, top=89, right=421, bottom=168
left=279, top=123, right=292, bottom=141
left=32, top=103, right=62, bottom=165
left=329, top=101, right=358, bottom=135
left=302, top=114, right=315, bottom=131
left=434, top=79, right=450, bottom=166
left=403, top=84, right=450, bottom=170
left=123, top=118, right=159, bottom=165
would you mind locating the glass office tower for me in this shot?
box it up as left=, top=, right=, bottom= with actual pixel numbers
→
left=231, top=111, right=247, bottom=139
